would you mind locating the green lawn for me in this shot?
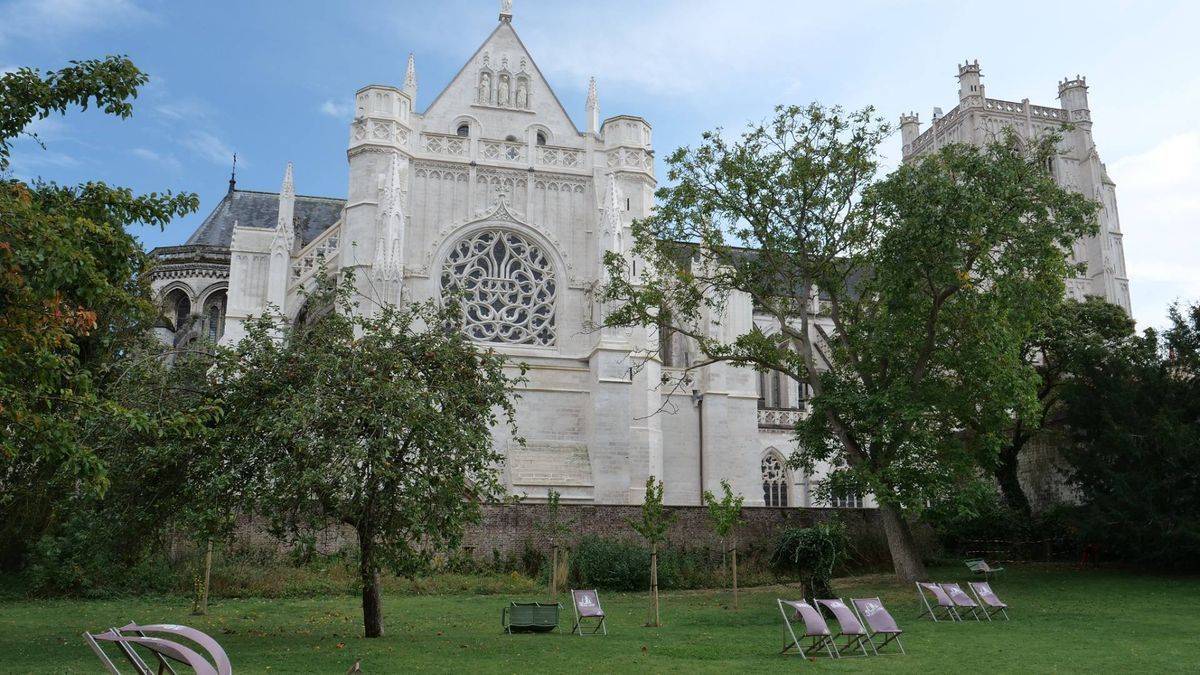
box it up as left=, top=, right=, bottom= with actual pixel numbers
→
left=1, top=565, right=1196, bottom=673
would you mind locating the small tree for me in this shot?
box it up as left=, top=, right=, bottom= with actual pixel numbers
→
left=536, top=489, right=576, bottom=598
left=702, top=480, right=745, bottom=609
left=217, top=275, right=524, bottom=637
left=629, top=476, right=675, bottom=627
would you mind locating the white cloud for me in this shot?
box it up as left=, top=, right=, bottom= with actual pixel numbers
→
left=319, top=99, right=352, bottom=120
left=1109, top=132, right=1200, bottom=330
left=131, top=147, right=182, bottom=171
left=0, top=0, right=154, bottom=46
left=181, top=131, right=238, bottom=167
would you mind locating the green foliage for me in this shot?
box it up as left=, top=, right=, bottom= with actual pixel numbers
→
left=601, top=102, right=1097, bottom=579
left=213, top=273, right=525, bottom=634
left=921, top=480, right=1019, bottom=554
left=0, top=56, right=201, bottom=569
left=629, top=476, right=674, bottom=546
left=995, top=296, right=1136, bottom=516
left=702, top=479, right=744, bottom=540
left=571, top=536, right=668, bottom=591
left=1060, top=300, right=1200, bottom=569
left=770, top=520, right=848, bottom=598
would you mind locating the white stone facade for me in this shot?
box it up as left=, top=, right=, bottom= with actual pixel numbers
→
left=149, top=10, right=1125, bottom=510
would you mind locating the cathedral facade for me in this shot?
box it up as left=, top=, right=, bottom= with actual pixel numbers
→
left=149, top=6, right=1128, bottom=508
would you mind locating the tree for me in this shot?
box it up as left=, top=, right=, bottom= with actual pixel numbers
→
left=629, top=476, right=674, bottom=627
left=1060, top=300, right=1200, bottom=569
left=215, top=276, right=524, bottom=637
left=994, top=297, right=1134, bottom=517
left=702, top=479, right=745, bottom=609
left=536, top=489, right=576, bottom=599
left=602, top=104, right=1096, bottom=581
left=0, top=57, right=199, bottom=569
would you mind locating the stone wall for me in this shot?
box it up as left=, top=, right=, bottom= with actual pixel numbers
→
left=461, top=505, right=927, bottom=569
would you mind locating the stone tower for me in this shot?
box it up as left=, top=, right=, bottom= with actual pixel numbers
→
left=900, top=61, right=1131, bottom=312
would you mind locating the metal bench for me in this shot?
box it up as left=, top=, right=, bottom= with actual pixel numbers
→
left=502, top=602, right=561, bottom=634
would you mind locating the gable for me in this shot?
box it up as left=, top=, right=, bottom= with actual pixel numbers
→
left=422, top=21, right=580, bottom=142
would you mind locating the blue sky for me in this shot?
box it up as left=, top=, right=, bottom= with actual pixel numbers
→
left=3, top=0, right=1198, bottom=331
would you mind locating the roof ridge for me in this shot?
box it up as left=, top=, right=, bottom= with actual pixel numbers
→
left=230, top=188, right=346, bottom=202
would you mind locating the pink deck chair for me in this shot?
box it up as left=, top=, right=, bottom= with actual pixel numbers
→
left=120, top=622, right=232, bottom=674
left=968, top=581, right=1010, bottom=621
left=83, top=628, right=218, bottom=675
left=941, top=582, right=983, bottom=621
left=815, top=599, right=871, bottom=657
left=850, top=597, right=906, bottom=655
left=916, top=582, right=961, bottom=622
left=777, top=599, right=838, bottom=658
left=569, top=589, right=608, bottom=636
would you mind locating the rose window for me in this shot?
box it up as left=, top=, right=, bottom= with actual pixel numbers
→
left=441, top=228, right=556, bottom=346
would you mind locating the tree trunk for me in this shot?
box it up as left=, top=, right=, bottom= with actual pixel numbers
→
left=646, top=543, right=661, bottom=627
left=879, top=504, right=927, bottom=582
left=358, top=529, right=384, bottom=638
left=192, top=540, right=212, bottom=616
left=730, top=539, right=739, bottom=611
left=996, top=439, right=1033, bottom=518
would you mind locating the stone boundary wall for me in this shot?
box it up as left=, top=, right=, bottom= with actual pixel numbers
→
left=217, top=506, right=935, bottom=570
left=462, top=505, right=928, bottom=568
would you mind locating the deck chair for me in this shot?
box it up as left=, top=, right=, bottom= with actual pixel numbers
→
left=84, top=628, right=218, bottom=675
left=777, top=599, right=838, bottom=658
left=815, top=599, right=871, bottom=657
left=850, top=597, right=906, bottom=655
left=965, top=559, right=1004, bottom=579
left=569, top=589, right=608, bottom=636
left=968, top=581, right=1010, bottom=621
left=941, top=583, right=983, bottom=621
left=916, top=582, right=960, bottom=622
left=119, top=623, right=231, bottom=675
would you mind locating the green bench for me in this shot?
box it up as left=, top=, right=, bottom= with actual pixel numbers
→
left=502, top=602, right=561, bottom=634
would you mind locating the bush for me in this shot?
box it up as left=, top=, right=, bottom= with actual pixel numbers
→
left=922, top=480, right=1020, bottom=555
left=770, top=520, right=847, bottom=598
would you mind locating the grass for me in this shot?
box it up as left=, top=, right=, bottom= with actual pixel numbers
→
left=1, top=565, right=1197, bottom=673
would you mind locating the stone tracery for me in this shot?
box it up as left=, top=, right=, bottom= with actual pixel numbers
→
left=441, top=228, right=556, bottom=346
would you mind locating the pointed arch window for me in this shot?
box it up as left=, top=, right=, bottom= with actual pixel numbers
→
left=762, top=452, right=790, bottom=507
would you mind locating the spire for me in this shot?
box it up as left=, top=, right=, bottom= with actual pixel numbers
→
left=272, top=162, right=296, bottom=254
left=373, top=153, right=407, bottom=286
left=403, top=53, right=417, bottom=100
left=228, top=153, right=238, bottom=193
left=499, top=0, right=512, bottom=22
left=586, top=77, right=599, bottom=135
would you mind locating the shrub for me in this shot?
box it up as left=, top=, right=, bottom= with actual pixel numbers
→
left=770, top=520, right=847, bottom=598
left=572, top=536, right=681, bottom=591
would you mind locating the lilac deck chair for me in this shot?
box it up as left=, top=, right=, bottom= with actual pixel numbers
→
left=941, top=582, right=983, bottom=621
left=815, top=599, right=871, bottom=657
left=570, top=589, right=608, bottom=636
left=915, top=582, right=961, bottom=622
left=83, top=628, right=218, bottom=675
left=968, top=581, right=1010, bottom=621
left=850, top=597, right=906, bottom=655
left=777, top=599, right=838, bottom=658
left=119, top=622, right=232, bottom=674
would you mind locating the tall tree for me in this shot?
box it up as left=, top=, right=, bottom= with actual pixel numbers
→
left=215, top=277, right=524, bottom=637
left=602, top=104, right=1096, bottom=581
left=702, top=480, right=745, bottom=610
left=994, top=296, right=1134, bottom=517
left=1060, top=300, right=1200, bottom=568
left=0, top=57, right=199, bottom=568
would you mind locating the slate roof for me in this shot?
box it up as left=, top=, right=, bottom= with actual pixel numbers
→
left=183, top=188, right=346, bottom=248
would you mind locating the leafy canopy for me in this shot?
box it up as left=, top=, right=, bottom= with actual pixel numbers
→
left=214, top=274, right=525, bottom=579
left=0, top=57, right=199, bottom=569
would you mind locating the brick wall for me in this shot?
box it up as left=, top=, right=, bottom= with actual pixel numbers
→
left=461, top=505, right=928, bottom=569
